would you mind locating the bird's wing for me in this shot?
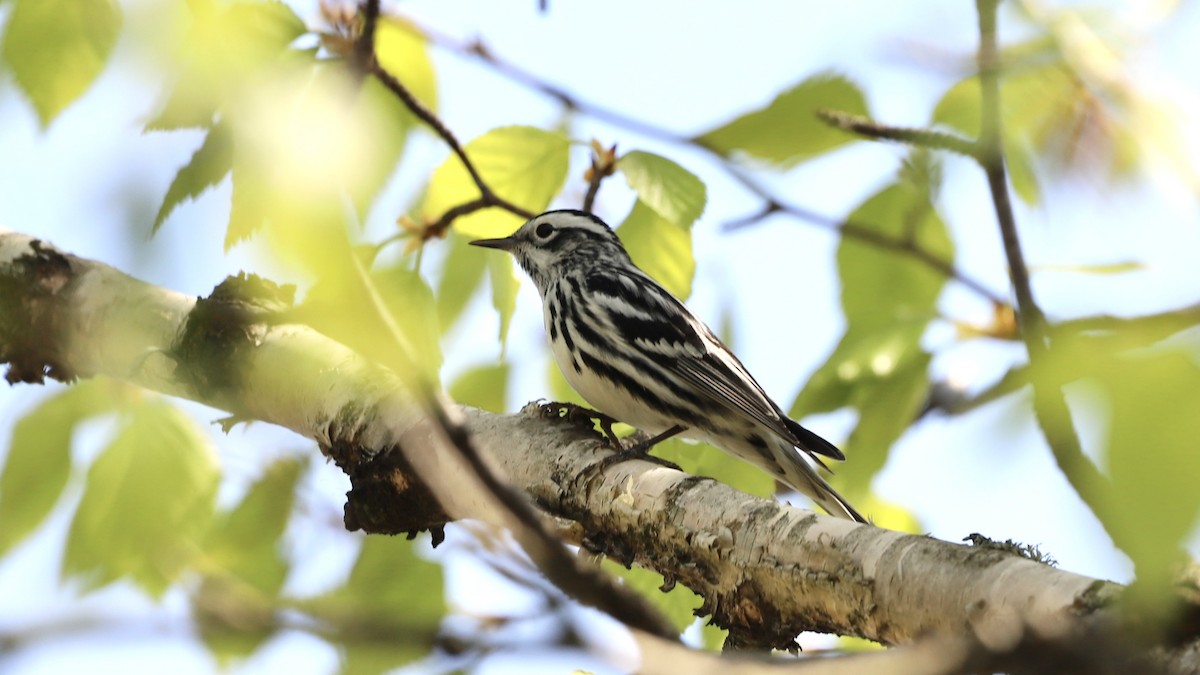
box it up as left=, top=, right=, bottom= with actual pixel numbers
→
left=590, top=268, right=816, bottom=452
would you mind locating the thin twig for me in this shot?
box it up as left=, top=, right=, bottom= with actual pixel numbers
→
left=402, top=22, right=1006, bottom=309
left=724, top=190, right=1009, bottom=306
left=817, top=109, right=982, bottom=160
left=974, top=0, right=1124, bottom=553
left=352, top=1, right=676, bottom=640
left=354, top=3, right=532, bottom=225
left=582, top=142, right=617, bottom=213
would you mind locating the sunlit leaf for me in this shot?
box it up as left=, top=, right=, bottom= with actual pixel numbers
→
left=1033, top=261, right=1143, bottom=275
left=792, top=162, right=950, bottom=492
left=425, top=126, right=570, bottom=239
left=206, top=457, right=305, bottom=596
left=435, top=231, right=489, bottom=333
left=198, top=457, right=304, bottom=661
left=146, top=0, right=306, bottom=132
left=0, top=381, right=119, bottom=558
left=63, top=401, right=219, bottom=596
left=617, top=151, right=706, bottom=227
left=1097, top=351, right=1200, bottom=597
left=617, top=200, right=695, bottom=300
left=697, top=73, right=869, bottom=167
left=153, top=122, right=234, bottom=234
left=1, top=0, right=122, bottom=127
left=346, top=17, right=437, bottom=217
left=305, top=535, right=443, bottom=670
left=838, top=178, right=951, bottom=332
left=449, top=363, right=509, bottom=412
left=487, top=253, right=521, bottom=351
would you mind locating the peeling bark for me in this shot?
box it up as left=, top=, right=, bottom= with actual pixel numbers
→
left=2, top=229, right=1198, bottom=672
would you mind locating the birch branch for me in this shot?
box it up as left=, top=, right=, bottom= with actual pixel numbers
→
left=1, top=230, right=1197, bottom=672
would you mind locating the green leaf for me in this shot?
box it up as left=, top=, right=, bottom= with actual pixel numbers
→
left=617, top=151, right=706, bottom=227
left=435, top=231, right=488, bottom=333
left=375, top=18, right=436, bottom=111
left=448, top=363, right=509, bottom=413
left=306, top=535, right=443, bottom=671
left=1, top=0, right=122, bottom=126
left=1098, top=351, right=1200, bottom=597
left=602, top=561, right=700, bottom=633
left=197, top=457, right=304, bottom=661
left=206, top=457, right=304, bottom=596
left=838, top=179, right=951, bottom=332
left=838, top=348, right=931, bottom=489
left=346, top=18, right=437, bottom=218
left=63, top=401, right=220, bottom=596
left=617, top=199, right=695, bottom=300
left=793, top=323, right=927, bottom=415
left=487, top=253, right=520, bottom=351
left=143, top=0, right=307, bottom=132
left=792, top=164, right=949, bottom=491
left=0, top=380, right=119, bottom=558
left=423, top=126, right=570, bottom=239
left=697, top=73, right=869, bottom=167
left=153, top=122, right=234, bottom=234
left=651, top=438, right=775, bottom=498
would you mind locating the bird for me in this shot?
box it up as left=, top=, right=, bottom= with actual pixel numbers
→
left=470, top=209, right=866, bottom=522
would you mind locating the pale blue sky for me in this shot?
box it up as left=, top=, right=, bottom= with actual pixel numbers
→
left=2, top=0, right=1199, bottom=672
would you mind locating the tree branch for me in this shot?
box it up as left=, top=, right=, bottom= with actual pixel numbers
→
left=4, top=229, right=1200, bottom=671
left=972, top=0, right=1125, bottom=554
left=351, top=1, right=533, bottom=231
left=393, top=19, right=1007, bottom=309
left=817, top=109, right=982, bottom=159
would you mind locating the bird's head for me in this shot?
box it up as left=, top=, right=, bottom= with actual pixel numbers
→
left=470, top=210, right=631, bottom=291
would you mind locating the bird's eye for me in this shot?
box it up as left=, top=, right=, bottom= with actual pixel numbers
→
left=535, top=222, right=555, bottom=239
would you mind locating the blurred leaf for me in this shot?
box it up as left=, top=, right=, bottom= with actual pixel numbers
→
left=306, top=535, right=443, bottom=671
left=616, top=151, right=706, bottom=227
left=206, top=457, right=305, bottom=596
left=346, top=17, right=437, bottom=218
left=1, top=0, right=122, bottom=127
left=196, top=456, right=304, bottom=661
left=1096, top=351, right=1200, bottom=597
left=487, top=253, right=521, bottom=351
left=697, top=73, right=869, bottom=167
left=839, top=348, right=931, bottom=489
left=838, top=176, right=951, bottom=332
left=435, top=231, right=489, bottom=333
left=1033, top=261, right=1143, bottom=275
left=700, top=621, right=728, bottom=651
left=302, top=257, right=443, bottom=383
left=63, top=401, right=219, bottom=596
left=602, top=561, right=700, bottom=633
left=146, top=0, right=307, bottom=132
left=425, top=126, right=570, bottom=239
left=0, top=380, right=119, bottom=558
left=792, top=164, right=949, bottom=491
left=153, top=122, right=234, bottom=234
left=374, top=18, right=437, bottom=110
left=617, top=200, right=695, bottom=300
left=449, top=363, right=509, bottom=412
left=230, top=62, right=401, bottom=250
left=652, top=438, right=775, bottom=498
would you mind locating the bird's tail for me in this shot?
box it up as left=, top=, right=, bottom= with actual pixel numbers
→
left=774, top=440, right=867, bottom=523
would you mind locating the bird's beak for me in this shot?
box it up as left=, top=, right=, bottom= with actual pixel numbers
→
left=469, top=236, right=517, bottom=251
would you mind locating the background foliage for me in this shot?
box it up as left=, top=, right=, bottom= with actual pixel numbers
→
left=1, top=0, right=1199, bottom=672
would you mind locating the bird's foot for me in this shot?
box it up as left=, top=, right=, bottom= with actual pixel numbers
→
left=588, top=424, right=687, bottom=474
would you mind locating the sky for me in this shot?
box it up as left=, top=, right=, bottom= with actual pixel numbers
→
left=2, top=0, right=1200, bottom=673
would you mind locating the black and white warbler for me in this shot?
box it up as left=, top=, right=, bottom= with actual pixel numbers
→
left=471, top=209, right=866, bottom=522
